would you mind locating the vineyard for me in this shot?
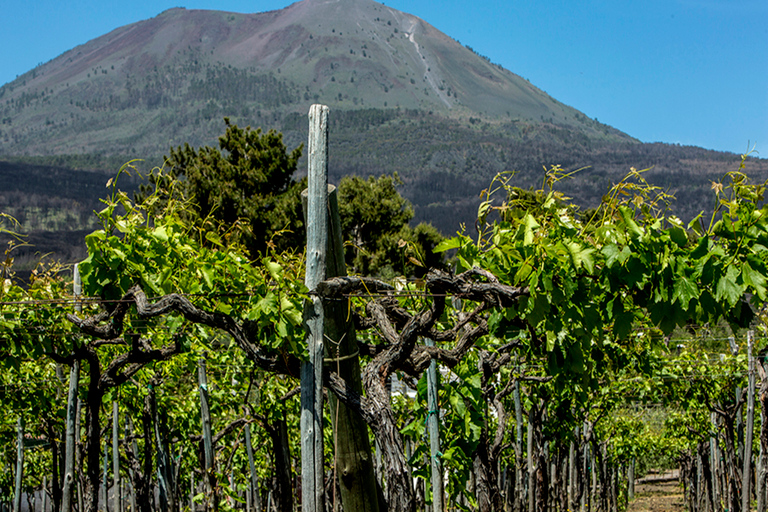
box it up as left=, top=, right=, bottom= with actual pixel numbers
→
left=2, top=106, right=768, bottom=512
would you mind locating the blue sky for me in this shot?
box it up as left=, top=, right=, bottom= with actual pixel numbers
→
left=1, top=0, right=766, bottom=155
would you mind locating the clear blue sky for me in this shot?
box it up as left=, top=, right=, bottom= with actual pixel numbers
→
left=1, top=0, right=766, bottom=155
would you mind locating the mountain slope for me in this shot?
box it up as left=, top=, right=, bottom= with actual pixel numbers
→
left=0, top=0, right=632, bottom=156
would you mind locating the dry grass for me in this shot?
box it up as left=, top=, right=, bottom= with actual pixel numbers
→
left=627, top=480, right=685, bottom=512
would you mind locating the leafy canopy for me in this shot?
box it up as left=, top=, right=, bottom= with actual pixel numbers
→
left=145, top=117, right=304, bottom=257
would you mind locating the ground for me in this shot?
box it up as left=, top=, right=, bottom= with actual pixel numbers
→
left=627, top=471, right=685, bottom=512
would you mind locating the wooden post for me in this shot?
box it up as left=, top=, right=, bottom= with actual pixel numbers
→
left=190, top=472, right=195, bottom=512
left=244, top=423, right=261, bottom=512
left=758, top=447, right=765, bottom=512
left=301, top=183, right=380, bottom=512
left=198, top=358, right=215, bottom=511
left=74, top=263, right=82, bottom=313
left=425, top=338, right=443, bottom=512
left=112, top=401, right=121, bottom=512
left=301, top=104, right=329, bottom=512
left=62, top=361, right=80, bottom=512
left=527, top=409, right=534, bottom=512
left=125, top=416, right=138, bottom=512
left=154, top=407, right=175, bottom=512
left=581, top=429, right=588, bottom=512
left=101, top=440, right=108, bottom=512
left=77, top=398, right=85, bottom=512
left=568, top=435, right=576, bottom=509
left=13, top=417, right=24, bottom=512
left=514, top=381, right=524, bottom=512
left=711, top=411, right=720, bottom=510
left=732, top=337, right=747, bottom=479
left=744, top=331, right=756, bottom=512
left=42, top=477, right=48, bottom=512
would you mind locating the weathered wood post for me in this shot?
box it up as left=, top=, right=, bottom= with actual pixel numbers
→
left=744, top=331, right=756, bottom=512
left=301, top=103, right=329, bottom=512
left=101, top=441, right=108, bottom=512
left=425, top=338, right=443, bottom=512
left=244, top=422, right=261, bottom=512
left=42, top=477, right=48, bottom=512
left=198, top=358, right=215, bottom=511
left=731, top=337, right=746, bottom=466
left=154, top=406, right=175, bottom=512
left=62, top=360, right=80, bottom=512
left=190, top=473, right=195, bottom=512
left=76, top=398, right=85, bottom=512
left=112, top=401, right=121, bottom=512
left=124, top=417, right=137, bottom=512
left=513, top=380, right=524, bottom=512
left=301, top=181, right=381, bottom=511
left=527, top=409, right=534, bottom=512
left=13, top=417, right=24, bottom=512
left=711, top=411, right=721, bottom=510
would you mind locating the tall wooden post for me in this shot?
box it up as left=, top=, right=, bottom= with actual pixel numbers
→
left=198, top=358, right=215, bottom=511
left=744, top=331, right=756, bottom=512
left=711, top=411, right=720, bottom=509
left=426, top=338, right=443, bottom=512
left=101, top=440, right=108, bottom=512
left=514, top=381, right=524, bottom=512
left=42, top=477, right=48, bottom=512
left=125, top=417, right=138, bottom=512
left=527, top=409, right=535, bottom=512
left=13, top=417, right=24, bottom=512
left=301, top=104, right=329, bottom=512
left=76, top=398, right=85, bottom=512
left=301, top=183, right=380, bottom=512
left=731, top=337, right=746, bottom=468
left=244, top=423, right=261, bottom=512
left=62, top=361, right=80, bottom=512
left=112, top=401, right=121, bottom=512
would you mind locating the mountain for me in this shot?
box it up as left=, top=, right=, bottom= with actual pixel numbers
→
left=0, top=0, right=632, bottom=156
left=1, top=0, right=767, bottom=264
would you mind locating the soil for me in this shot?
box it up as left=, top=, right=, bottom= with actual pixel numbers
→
left=627, top=471, right=685, bottom=512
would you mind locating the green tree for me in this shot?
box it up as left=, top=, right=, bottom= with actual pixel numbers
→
left=337, top=174, right=443, bottom=276
left=147, top=120, right=444, bottom=276
left=149, top=117, right=304, bottom=257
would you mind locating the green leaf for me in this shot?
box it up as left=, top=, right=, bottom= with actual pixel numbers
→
left=434, top=237, right=463, bottom=253
left=668, top=226, right=688, bottom=248
left=715, top=265, right=744, bottom=307
left=265, top=260, right=282, bottom=282
left=619, top=206, right=643, bottom=238
left=200, top=266, right=214, bottom=290
left=152, top=226, right=169, bottom=242
left=546, top=330, right=556, bottom=352
left=672, top=274, right=699, bottom=309
left=522, top=213, right=540, bottom=245
left=741, top=261, right=767, bottom=301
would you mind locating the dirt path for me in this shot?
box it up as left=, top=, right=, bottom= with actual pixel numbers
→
left=627, top=471, right=685, bottom=512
